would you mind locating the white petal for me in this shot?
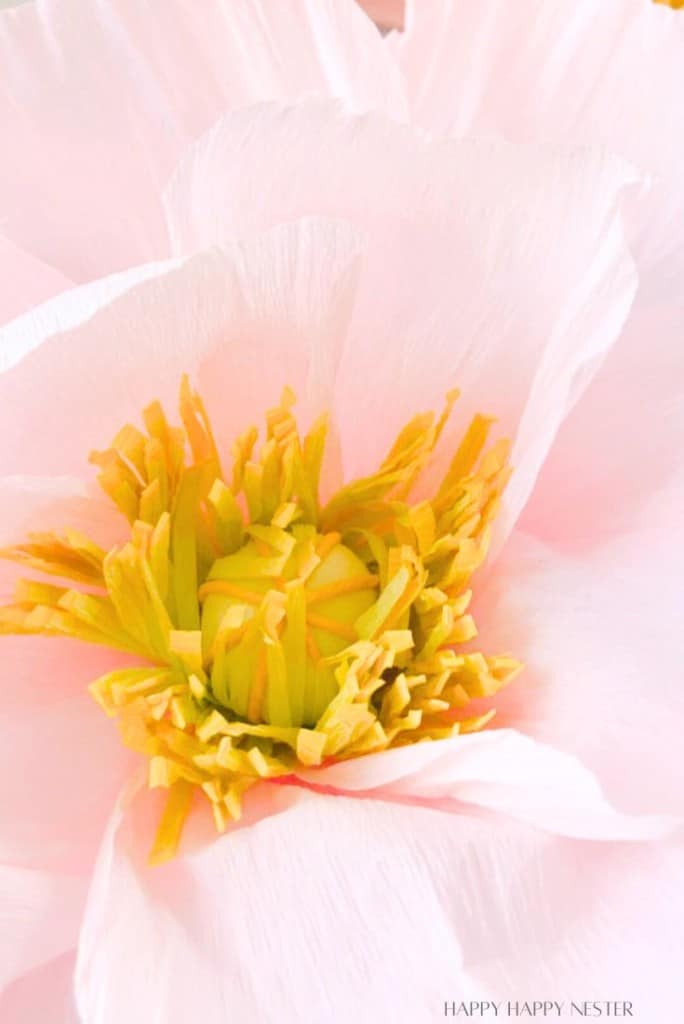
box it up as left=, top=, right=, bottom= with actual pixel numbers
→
left=298, top=729, right=676, bottom=840
left=75, top=789, right=684, bottom=1022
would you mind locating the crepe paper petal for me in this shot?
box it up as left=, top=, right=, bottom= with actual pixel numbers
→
left=165, top=100, right=639, bottom=538
left=75, top=788, right=684, bottom=1023
left=295, top=729, right=677, bottom=840
left=0, top=0, right=405, bottom=281
left=0, top=219, right=363, bottom=481
left=0, top=951, right=79, bottom=1024
left=0, top=866, right=84, bottom=993
left=522, top=304, right=684, bottom=546
left=468, top=526, right=684, bottom=821
left=393, top=0, right=684, bottom=304
left=0, top=235, right=71, bottom=328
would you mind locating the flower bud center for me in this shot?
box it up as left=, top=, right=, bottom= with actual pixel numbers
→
left=0, top=379, right=521, bottom=862
left=200, top=531, right=379, bottom=727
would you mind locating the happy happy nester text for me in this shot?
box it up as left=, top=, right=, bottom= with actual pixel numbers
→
left=443, top=1004, right=633, bottom=1018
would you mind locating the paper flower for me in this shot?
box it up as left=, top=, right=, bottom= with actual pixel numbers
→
left=0, top=2, right=682, bottom=1022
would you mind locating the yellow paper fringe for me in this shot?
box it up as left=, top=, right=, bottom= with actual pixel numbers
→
left=0, top=377, right=522, bottom=862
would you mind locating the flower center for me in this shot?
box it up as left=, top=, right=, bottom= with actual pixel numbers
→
left=0, top=378, right=521, bottom=863
left=199, top=531, right=379, bottom=728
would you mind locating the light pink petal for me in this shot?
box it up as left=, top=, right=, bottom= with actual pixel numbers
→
left=0, top=477, right=126, bottom=650
left=469, top=526, right=684, bottom=820
left=0, top=469, right=121, bottom=636
left=0, top=220, right=362, bottom=979
left=0, top=476, right=124, bottom=553
left=297, top=730, right=676, bottom=841
left=75, top=789, right=684, bottom=1022
left=0, top=218, right=363, bottom=480
left=0, top=478, right=135, bottom=870
left=0, top=952, right=79, bottom=1024
left=0, top=633, right=135, bottom=872
left=0, top=866, right=84, bottom=994
left=0, top=235, right=71, bottom=327
left=0, top=259, right=178, bottom=375
left=165, top=101, right=638, bottom=531
left=0, top=621, right=135, bottom=984
left=396, top=0, right=684, bottom=303
left=521, top=304, right=684, bottom=545
left=0, top=0, right=404, bottom=282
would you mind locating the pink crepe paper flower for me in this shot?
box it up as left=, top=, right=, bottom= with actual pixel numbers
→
left=0, top=2, right=682, bottom=1022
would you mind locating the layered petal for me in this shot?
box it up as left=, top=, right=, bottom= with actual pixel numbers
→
left=75, top=790, right=684, bottom=1023
left=0, top=578, right=135, bottom=984
left=468, top=526, right=684, bottom=820
left=165, top=101, right=639, bottom=532
left=0, top=866, right=83, bottom=994
left=0, top=259, right=177, bottom=375
left=0, top=218, right=363, bottom=480
left=0, top=235, right=71, bottom=328
left=297, top=730, right=675, bottom=841
left=0, top=952, right=79, bottom=1024
left=0, top=634, right=135, bottom=871
left=0, top=5, right=679, bottom=1018
left=0, top=484, right=133, bottom=989
left=0, top=476, right=124, bottom=556
left=393, top=0, right=684, bottom=303
left=521, top=305, right=684, bottom=546
left=0, top=0, right=404, bottom=281
left=0, top=475, right=125, bottom=621
left=0, top=220, right=363, bottom=983
left=0, top=473, right=139, bottom=880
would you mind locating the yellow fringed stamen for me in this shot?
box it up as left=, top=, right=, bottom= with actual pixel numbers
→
left=305, top=613, right=358, bottom=642
left=198, top=580, right=269, bottom=606
left=305, top=574, right=379, bottom=605
left=1, top=380, right=522, bottom=862
left=315, top=531, right=342, bottom=561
